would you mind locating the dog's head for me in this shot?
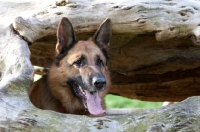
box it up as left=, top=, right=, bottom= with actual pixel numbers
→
left=51, top=17, right=111, bottom=115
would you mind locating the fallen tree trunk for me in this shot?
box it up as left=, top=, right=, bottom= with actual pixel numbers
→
left=13, top=0, right=200, bottom=101
left=1, top=81, right=200, bottom=131
left=1, top=0, right=200, bottom=131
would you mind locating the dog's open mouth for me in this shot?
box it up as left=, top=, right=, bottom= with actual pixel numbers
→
left=72, top=82, right=105, bottom=115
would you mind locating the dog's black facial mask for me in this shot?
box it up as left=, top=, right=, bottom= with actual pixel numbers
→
left=66, top=77, right=87, bottom=108
left=66, top=57, right=107, bottom=115
left=66, top=74, right=106, bottom=115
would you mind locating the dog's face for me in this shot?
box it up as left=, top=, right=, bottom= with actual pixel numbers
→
left=50, top=17, right=111, bottom=115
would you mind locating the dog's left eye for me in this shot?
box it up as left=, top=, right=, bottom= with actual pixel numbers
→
left=96, top=57, right=103, bottom=66
left=75, top=59, right=82, bottom=65
left=74, top=58, right=84, bottom=67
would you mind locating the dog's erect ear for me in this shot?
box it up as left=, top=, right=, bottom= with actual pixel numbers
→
left=93, top=18, right=112, bottom=50
left=56, top=17, right=77, bottom=55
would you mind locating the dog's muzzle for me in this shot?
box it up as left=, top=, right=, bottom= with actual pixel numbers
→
left=92, top=74, right=106, bottom=91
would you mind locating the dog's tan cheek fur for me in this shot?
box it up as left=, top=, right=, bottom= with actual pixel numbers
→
left=48, top=59, right=85, bottom=112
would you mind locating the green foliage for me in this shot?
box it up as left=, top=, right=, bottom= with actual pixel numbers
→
left=34, top=74, right=42, bottom=81
left=105, top=94, right=163, bottom=109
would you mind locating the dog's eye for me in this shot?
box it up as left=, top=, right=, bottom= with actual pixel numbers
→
left=96, top=56, right=103, bottom=66
left=73, top=57, right=85, bottom=67
left=74, top=59, right=82, bottom=66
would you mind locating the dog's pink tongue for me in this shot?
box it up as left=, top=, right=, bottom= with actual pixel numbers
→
left=85, top=91, right=105, bottom=115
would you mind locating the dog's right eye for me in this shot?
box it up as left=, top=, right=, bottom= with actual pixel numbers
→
left=73, top=57, right=85, bottom=67
left=75, top=59, right=82, bottom=66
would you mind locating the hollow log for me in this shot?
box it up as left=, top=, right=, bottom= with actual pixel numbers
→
left=1, top=81, right=200, bottom=131
left=11, top=0, right=200, bottom=101
left=1, top=0, right=200, bottom=131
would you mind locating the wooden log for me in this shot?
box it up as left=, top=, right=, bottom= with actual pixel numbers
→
left=6, top=0, right=200, bottom=101
left=13, top=0, right=200, bottom=44
left=1, top=80, right=200, bottom=131
left=1, top=0, right=200, bottom=130
left=10, top=0, right=200, bottom=101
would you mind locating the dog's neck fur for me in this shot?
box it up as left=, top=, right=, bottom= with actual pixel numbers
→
left=38, top=75, right=62, bottom=112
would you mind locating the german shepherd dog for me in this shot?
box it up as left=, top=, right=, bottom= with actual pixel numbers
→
left=29, top=17, right=111, bottom=116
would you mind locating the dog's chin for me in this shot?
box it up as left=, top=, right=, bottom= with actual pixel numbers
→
left=72, top=82, right=106, bottom=116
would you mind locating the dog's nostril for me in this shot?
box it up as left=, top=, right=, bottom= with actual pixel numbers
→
left=90, top=91, right=96, bottom=94
left=93, top=78, right=106, bottom=90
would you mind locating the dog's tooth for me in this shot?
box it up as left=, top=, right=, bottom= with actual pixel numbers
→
left=83, top=90, right=86, bottom=95
left=79, top=86, right=83, bottom=92
left=77, top=86, right=86, bottom=96
left=79, top=87, right=82, bottom=91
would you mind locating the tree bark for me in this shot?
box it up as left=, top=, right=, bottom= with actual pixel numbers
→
left=1, top=0, right=200, bottom=131
left=14, top=0, right=200, bottom=101
left=1, top=83, right=200, bottom=131
left=13, top=0, right=200, bottom=43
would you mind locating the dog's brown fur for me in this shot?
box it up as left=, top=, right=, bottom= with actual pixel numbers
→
left=29, top=17, right=111, bottom=115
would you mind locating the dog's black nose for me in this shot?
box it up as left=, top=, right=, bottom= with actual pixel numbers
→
left=93, top=76, right=106, bottom=90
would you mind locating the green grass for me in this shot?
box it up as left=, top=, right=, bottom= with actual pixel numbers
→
left=105, top=94, right=163, bottom=109
left=34, top=74, right=42, bottom=82
left=34, top=73, right=163, bottom=109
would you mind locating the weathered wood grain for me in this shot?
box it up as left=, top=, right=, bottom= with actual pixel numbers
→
left=1, top=0, right=200, bottom=131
